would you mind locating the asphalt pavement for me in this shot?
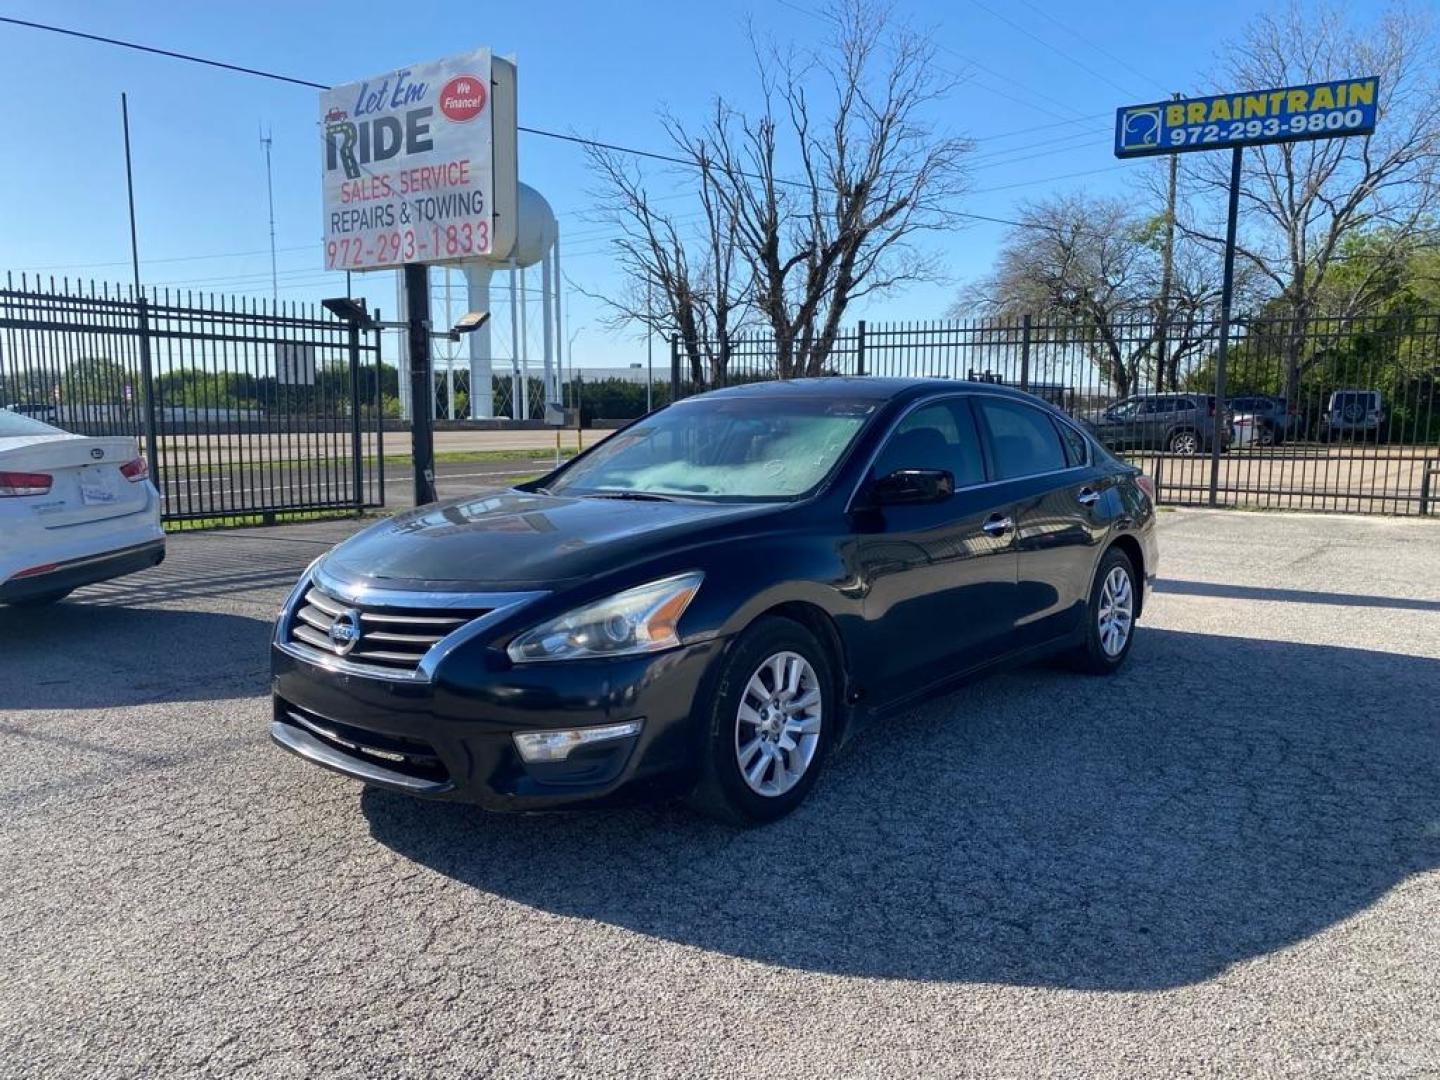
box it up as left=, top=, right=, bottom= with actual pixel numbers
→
left=1, top=509, right=1438, bottom=1077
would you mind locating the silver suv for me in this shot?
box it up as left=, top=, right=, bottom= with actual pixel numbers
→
left=1320, top=389, right=1384, bottom=441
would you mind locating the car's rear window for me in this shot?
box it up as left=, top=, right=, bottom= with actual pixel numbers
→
left=1332, top=391, right=1378, bottom=406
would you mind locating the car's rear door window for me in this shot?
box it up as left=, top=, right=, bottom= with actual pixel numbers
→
left=975, top=398, right=1069, bottom=479
left=1055, top=420, right=1089, bottom=467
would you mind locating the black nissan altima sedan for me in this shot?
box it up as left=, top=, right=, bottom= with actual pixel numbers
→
left=272, top=378, right=1158, bottom=824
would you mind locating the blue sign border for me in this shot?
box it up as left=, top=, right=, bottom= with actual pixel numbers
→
left=1115, top=77, right=1379, bottom=158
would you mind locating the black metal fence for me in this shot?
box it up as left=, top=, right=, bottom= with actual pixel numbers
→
left=668, top=310, right=1440, bottom=515
left=0, top=274, right=386, bottom=525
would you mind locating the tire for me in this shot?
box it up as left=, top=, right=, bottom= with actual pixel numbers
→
left=1070, top=547, right=1138, bottom=675
left=6, top=588, right=73, bottom=608
left=689, top=616, right=837, bottom=825
left=1168, top=429, right=1199, bottom=455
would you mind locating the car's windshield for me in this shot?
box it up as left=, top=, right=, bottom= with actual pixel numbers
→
left=0, top=410, right=62, bottom=438
left=544, top=395, right=878, bottom=501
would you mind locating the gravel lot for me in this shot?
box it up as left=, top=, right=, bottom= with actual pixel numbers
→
left=2, top=509, right=1438, bottom=1078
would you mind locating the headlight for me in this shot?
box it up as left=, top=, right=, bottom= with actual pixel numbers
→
left=506, top=572, right=703, bottom=663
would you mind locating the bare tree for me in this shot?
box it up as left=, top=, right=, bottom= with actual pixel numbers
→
left=1175, top=2, right=1440, bottom=401
left=957, top=193, right=1222, bottom=396
left=582, top=145, right=748, bottom=386
left=587, top=0, right=971, bottom=379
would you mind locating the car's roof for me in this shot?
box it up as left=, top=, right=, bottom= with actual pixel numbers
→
left=691, top=376, right=1054, bottom=406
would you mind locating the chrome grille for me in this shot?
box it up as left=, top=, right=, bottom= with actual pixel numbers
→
left=287, top=585, right=490, bottom=673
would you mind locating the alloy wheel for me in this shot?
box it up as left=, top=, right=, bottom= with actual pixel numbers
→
left=1097, top=566, right=1134, bottom=658
left=735, top=650, right=823, bottom=797
left=1170, top=431, right=1199, bottom=454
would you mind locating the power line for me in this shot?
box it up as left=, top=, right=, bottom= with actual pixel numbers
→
left=0, top=12, right=1141, bottom=275
left=1008, top=0, right=1169, bottom=93
left=964, top=0, right=1147, bottom=99
left=0, top=15, right=757, bottom=173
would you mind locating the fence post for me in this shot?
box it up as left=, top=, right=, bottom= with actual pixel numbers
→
left=856, top=320, right=867, bottom=376
left=669, top=334, right=681, bottom=400
left=373, top=319, right=385, bottom=508
left=1019, top=313, right=1032, bottom=392
left=347, top=318, right=363, bottom=513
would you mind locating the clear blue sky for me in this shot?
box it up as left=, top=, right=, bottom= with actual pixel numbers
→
left=0, top=0, right=1264, bottom=370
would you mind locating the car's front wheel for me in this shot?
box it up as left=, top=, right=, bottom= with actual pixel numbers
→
left=690, top=616, right=836, bottom=825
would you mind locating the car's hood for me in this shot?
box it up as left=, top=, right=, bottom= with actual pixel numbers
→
left=320, top=489, right=782, bottom=592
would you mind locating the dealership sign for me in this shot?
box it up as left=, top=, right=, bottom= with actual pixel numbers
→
left=321, top=49, right=510, bottom=271
left=1115, top=77, right=1379, bottom=158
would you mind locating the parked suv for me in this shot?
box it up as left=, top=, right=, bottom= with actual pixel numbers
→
left=1085, top=393, right=1230, bottom=455
left=1319, top=389, right=1385, bottom=441
left=1228, top=394, right=1300, bottom=446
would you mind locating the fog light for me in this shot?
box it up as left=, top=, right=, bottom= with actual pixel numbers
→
left=512, top=720, right=643, bottom=764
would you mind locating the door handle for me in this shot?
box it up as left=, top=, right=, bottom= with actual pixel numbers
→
left=1076, top=487, right=1100, bottom=506
left=981, top=514, right=1014, bottom=536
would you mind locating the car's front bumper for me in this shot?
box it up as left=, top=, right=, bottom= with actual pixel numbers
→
left=271, top=636, right=725, bottom=810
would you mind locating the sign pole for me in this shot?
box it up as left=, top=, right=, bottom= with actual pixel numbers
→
left=403, top=263, right=436, bottom=506
left=1209, top=146, right=1242, bottom=508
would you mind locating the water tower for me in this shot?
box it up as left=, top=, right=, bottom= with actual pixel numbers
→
left=395, top=181, right=562, bottom=420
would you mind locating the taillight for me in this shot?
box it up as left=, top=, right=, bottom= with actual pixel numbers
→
left=0, top=471, right=52, bottom=497
left=120, top=456, right=148, bottom=483
left=1208, top=402, right=1216, bottom=417
left=1136, top=474, right=1155, bottom=502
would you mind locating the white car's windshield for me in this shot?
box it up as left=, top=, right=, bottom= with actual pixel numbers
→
left=545, top=395, right=877, bottom=501
left=0, top=410, right=62, bottom=438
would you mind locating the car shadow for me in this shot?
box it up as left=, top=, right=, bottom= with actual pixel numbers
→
left=363, top=628, right=1440, bottom=991
left=0, top=601, right=274, bottom=709
left=1155, top=578, right=1440, bottom=612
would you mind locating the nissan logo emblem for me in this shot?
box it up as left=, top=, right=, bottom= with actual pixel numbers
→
left=90, top=447, right=104, bottom=459
left=328, top=609, right=362, bottom=654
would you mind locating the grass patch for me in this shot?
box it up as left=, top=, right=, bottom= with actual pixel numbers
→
left=371, top=447, right=578, bottom=468
left=163, top=507, right=384, bottom=532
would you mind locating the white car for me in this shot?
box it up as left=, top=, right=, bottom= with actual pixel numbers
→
left=0, top=410, right=164, bottom=606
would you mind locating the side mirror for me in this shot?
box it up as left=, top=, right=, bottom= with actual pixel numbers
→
left=873, top=468, right=954, bottom=506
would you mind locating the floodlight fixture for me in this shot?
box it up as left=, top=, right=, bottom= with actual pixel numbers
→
left=321, top=297, right=373, bottom=329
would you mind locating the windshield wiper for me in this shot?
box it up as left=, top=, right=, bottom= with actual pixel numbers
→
left=584, top=490, right=677, bottom=502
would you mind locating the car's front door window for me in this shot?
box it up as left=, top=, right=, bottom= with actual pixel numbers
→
left=871, top=399, right=986, bottom=488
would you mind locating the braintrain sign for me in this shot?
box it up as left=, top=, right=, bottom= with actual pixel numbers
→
left=321, top=49, right=500, bottom=270
left=1115, top=77, right=1379, bottom=158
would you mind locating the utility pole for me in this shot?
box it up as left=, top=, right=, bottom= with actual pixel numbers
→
left=121, top=93, right=159, bottom=492
left=1155, top=92, right=1180, bottom=392
left=260, top=126, right=278, bottom=308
